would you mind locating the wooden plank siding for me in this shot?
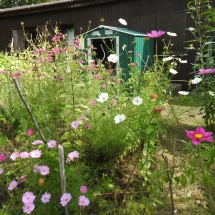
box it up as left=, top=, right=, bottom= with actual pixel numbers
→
left=0, top=0, right=214, bottom=89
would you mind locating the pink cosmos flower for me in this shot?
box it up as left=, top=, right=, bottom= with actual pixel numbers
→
left=0, top=69, right=7, bottom=74
left=185, top=126, right=214, bottom=145
left=0, top=154, right=5, bottom=162
left=8, top=180, right=18, bottom=191
left=71, top=120, right=80, bottom=129
left=20, top=175, right=27, bottom=182
left=10, top=72, right=21, bottom=78
left=147, top=30, right=165, bottom=38
left=46, top=57, right=53, bottom=62
left=80, top=115, right=86, bottom=120
left=52, top=47, right=60, bottom=54
left=39, top=165, right=50, bottom=175
left=30, top=149, right=41, bottom=158
left=33, top=163, right=39, bottom=173
left=27, top=129, right=34, bottom=136
left=74, top=39, right=80, bottom=44
left=60, top=193, right=72, bottom=207
left=20, top=152, right=30, bottom=159
left=0, top=168, right=3, bottom=174
left=112, top=98, right=117, bottom=104
left=22, top=203, right=35, bottom=214
left=56, top=75, right=63, bottom=82
left=37, top=58, right=43, bottom=62
left=32, top=140, right=43, bottom=145
left=41, top=192, right=51, bottom=204
left=77, top=59, right=85, bottom=64
left=22, top=192, right=36, bottom=204
left=197, top=68, right=215, bottom=75
left=85, top=124, right=91, bottom=129
left=47, top=140, right=57, bottom=148
left=62, top=47, right=68, bottom=52
left=80, top=186, right=88, bottom=193
left=67, top=151, right=79, bottom=162
left=90, top=100, right=96, bottom=106
left=10, top=152, right=20, bottom=160
left=78, top=195, right=90, bottom=207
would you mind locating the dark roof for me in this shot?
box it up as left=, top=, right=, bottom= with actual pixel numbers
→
left=0, top=0, right=121, bottom=17
left=83, top=25, right=147, bottom=36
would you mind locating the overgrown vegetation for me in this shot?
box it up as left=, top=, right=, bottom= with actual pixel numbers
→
left=0, top=0, right=215, bottom=214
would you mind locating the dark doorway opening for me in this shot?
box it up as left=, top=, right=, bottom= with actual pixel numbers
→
left=92, top=38, right=115, bottom=69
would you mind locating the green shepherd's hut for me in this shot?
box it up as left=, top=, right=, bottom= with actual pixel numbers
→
left=82, top=25, right=154, bottom=77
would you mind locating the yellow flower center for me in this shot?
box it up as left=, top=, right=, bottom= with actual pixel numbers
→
left=195, top=133, right=203, bottom=139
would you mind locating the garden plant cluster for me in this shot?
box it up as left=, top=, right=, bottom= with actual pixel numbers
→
left=0, top=0, right=215, bottom=214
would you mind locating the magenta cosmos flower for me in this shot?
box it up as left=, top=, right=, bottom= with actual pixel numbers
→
left=147, top=30, right=165, bottom=38
left=197, top=68, right=215, bottom=75
left=0, top=154, right=5, bottom=162
left=80, top=186, right=88, bottom=193
left=185, top=126, right=214, bottom=145
left=27, top=129, right=34, bottom=136
left=60, top=193, right=72, bottom=207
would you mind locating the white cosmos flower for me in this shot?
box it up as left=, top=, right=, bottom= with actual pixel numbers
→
left=178, top=91, right=189, bottom=95
left=118, top=18, right=127, bottom=25
left=169, top=69, right=178, bottom=74
left=97, top=92, right=109, bottom=103
left=122, top=44, right=126, bottom=50
left=162, top=56, right=173, bottom=62
left=191, top=77, right=202, bottom=84
left=167, top=32, right=177, bottom=36
left=209, top=91, right=215, bottom=96
left=132, top=96, right=143, bottom=105
left=107, top=54, right=119, bottom=63
left=179, top=58, right=187, bottom=63
left=114, top=114, right=126, bottom=124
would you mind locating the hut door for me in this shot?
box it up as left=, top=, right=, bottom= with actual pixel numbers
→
left=12, top=30, right=25, bottom=51
left=87, top=36, right=119, bottom=69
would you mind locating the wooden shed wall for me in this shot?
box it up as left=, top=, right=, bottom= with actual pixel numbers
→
left=0, top=0, right=214, bottom=89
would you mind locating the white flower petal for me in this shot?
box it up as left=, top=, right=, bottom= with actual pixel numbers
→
left=179, top=58, right=187, bottom=63
left=191, top=77, right=202, bottom=84
left=114, top=114, right=126, bottom=124
left=178, top=91, right=189, bottom=95
left=167, top=32, right=177, bottom=36
left=162, top=56, right=173, bottom=62
left=118, top=18, right=127, bottom=25
left=209, top=91, right=215, bottom=96
left=132, top=96, right=143, bottom=105
left=97, top=92, right=109, bottom=103
left=107, top=54, right=119, bottom=63
left=169, top=69, right=178, bottom=74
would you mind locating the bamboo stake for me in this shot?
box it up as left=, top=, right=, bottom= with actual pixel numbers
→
left=58, top=145, right=69, bottom=215
left=13, top=78, right=47, bottom=143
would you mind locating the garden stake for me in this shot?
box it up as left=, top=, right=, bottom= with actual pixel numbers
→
left=58, top=145, right=69, bottom=215
left=123, top=139, right=145, bottom=196
left=162, top=153, right=175, bottom=215
left=13, top=78, right=47, bottom=143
